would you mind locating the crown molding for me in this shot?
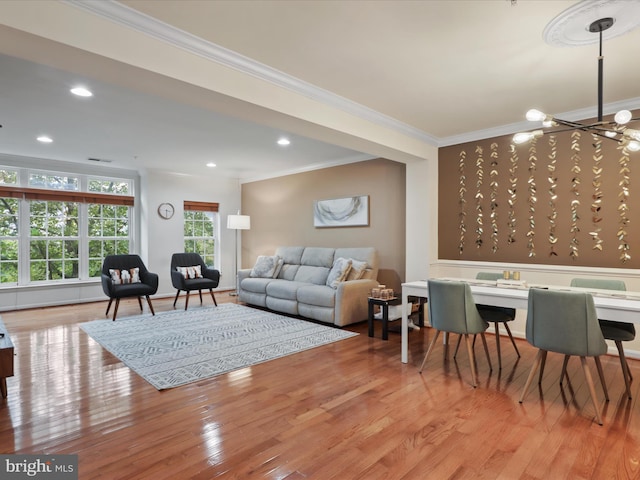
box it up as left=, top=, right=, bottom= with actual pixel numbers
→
left=65, top=0, right=438, bottom=148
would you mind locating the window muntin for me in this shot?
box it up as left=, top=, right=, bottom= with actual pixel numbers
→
left=88, top=203, right=130, bottom=277
left=184, top=210, right=217, bottom=267
left=0, top=197, right=19, bottom=284
left=88, top=178, right=131, bottom=195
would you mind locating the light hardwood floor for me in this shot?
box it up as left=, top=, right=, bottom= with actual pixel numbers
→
left=0, top=293, right=639, bottom=479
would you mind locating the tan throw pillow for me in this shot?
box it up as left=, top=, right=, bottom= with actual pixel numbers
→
left=346, top=259, right=368, bottom=281
left=250, top=255, right=280, bottom=278
left=326, top=257, right=352, bottom=289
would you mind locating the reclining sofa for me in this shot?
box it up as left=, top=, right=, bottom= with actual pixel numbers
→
left=238, top=246, right=379, bottom=327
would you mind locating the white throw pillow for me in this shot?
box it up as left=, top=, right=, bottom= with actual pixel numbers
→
left=250, top=255, right=280, bottom=278
left=177, top=265, right=203, bottom=279
left=326, top=257, right=352, bottom=289
left=346, top=259, right=368, bottom=281
left=109, top=267, right=141, bottom=284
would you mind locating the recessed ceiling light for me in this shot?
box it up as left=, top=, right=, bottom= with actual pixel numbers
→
left=277, top=138, right=290, bottom=146
left=70, top=86, right=93, bottom=97
left=206, top=162, right=217, bottom=168
left=37, top=135, right=53, bottom=143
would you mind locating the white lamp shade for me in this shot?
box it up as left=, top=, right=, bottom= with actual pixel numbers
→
left=227, top=214, right=251, bottom=230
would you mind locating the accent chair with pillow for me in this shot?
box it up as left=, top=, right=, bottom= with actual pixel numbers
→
left=238, top=246, right=379, bottom=326
left=171, top=252, right=221, bottom=310
left=101, top=254, right=159, bottom=321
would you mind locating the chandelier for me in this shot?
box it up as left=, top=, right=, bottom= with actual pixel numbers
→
left=513, top=17, right=640, bottom=152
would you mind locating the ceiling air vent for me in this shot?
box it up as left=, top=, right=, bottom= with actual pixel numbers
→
left=87, top=157, right=112, bottom=163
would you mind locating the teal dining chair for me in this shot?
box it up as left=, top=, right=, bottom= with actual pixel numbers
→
left=519, top=288, right=608, bottom=425
left=570, top=278, right=634, bottom=399
left=419, top=279, right=492, bottom=388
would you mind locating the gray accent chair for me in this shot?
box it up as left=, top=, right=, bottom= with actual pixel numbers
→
left=454, top=272, right=520, bottom=369
left=101, top=254, right=159, bottom=321
left=419, top=280, right=492, bottom=388
left=519, top=288, right=608, bottom=425
left=170, top=253, right=220, bottom=310
left=570, top=278, right=635, bottom=399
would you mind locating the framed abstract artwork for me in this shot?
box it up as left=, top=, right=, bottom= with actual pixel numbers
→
left=314, top=195, right=369, bottom=227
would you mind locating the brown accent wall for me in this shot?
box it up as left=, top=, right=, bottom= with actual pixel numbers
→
left=439, top=113, right=640, bottom=268
left=241, top=158, right=406, bottom=292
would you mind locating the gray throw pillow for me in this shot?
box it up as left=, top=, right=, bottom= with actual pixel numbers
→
left=250, top=255, right=280, bottom=278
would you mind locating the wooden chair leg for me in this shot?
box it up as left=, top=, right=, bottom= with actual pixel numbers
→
left=209, top=289, right=217, bottom=306
left=137, top=296, right=143, bottom=312
left=520, top=349, right=544, bottom=403
left=419, top=330, right=440, bottom=373
left=105, top=298, right=113, bottom=317
left=453, top=334, right=462, bottom=358
left=503, top=322, right=521, bottom=357
left=479, top=332, right=492, bottom=372
left=581, top=356, right=603, bottom=425
left=560, top=355, right=570, bottom=385
left=145, top=296, right=155, bottom=316
left=199, top=289, right=203, bottom=304
left=173, top=290, right=181, bottom=308
left=538, top=350, right=548, bottom=384
left=464, top=334, right=478, bottom=388
left=112, top=298, right=120, bottom=321
left=614, top=340, right=632, bottom=399
left=494, top=322, right=502, bottom=370
left=594, top=356, right=609, bottom=401
left=184, top=291, right=190, bottom=310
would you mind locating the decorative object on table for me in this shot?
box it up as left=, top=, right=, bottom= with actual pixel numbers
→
left=419, top=279, right=493, bottom=388
left=512, top=7, right=640, bottom=152
left=571, top=278, right=635, bottom=399
left=101, top=254, right=158, bottom=321
left=157, top=202, right=175, bottom=219
left=170, top=252, right=220, bottom=310
left=313, top=195, right=369, bottom=227
left=519, top=288, right=608, bottom=425
left=226, top=212, right=251, bottom=295
left=80, top=304, right=357, bottom=390
left=370, top=285, right=394, bottom=300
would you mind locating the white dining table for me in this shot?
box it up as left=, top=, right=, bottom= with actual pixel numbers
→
left=400, top=278, right=640, bottom=364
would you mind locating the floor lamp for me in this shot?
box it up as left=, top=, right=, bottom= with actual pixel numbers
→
left=227, top=213, right=251, bottom=296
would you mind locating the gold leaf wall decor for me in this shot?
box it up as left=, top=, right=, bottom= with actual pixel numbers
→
left=507, top=144, right=518, bottom=244
left=547, top=135, right=558, bottom=256
left=569, top=131, right=581, bottom=259
left=527, top=139, right=537, bottom=257
left=490, top=142, right=499, bottom=253
left=590, top=134, right=604, bottom=251
left=475, top=145, right=484, bottom=248
left=458, top=149, right=467, bottom=255
left=618, top=145, right=631, bottom=262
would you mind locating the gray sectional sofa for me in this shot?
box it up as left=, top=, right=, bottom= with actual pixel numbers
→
left=238, top=246, right=379, bottom=327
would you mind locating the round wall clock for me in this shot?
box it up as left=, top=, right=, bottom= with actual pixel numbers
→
left=157, top=202, right=175, bottom=220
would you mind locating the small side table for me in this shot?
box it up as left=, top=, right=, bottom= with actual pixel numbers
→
left=368, top=297, right=400, bottom=340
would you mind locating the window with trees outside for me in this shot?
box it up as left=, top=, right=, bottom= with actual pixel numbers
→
left=183, top=201, right=219, bottom=267
left=0, top=166, right=134, bottom=285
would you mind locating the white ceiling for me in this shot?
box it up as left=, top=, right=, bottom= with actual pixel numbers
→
left=1, top=0, right=639, bottom=180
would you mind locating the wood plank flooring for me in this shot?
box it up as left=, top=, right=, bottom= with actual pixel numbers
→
left=0, top=293, right=639, bottom=479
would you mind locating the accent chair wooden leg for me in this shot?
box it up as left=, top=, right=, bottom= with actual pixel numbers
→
left=184, top=291, right=190, bottom=310
left=480, top=332, right=492, bottom=371
left=594, top=356, right=609, bottom=402
left=464, top=334, right=478, bottom=388
left=494, top=322, right=502, bottom=370
left=146, top=296, right=155, bottom=316
left=614, top=340, right=632, bottom=399
left=538, top=350, right=548, bottom=384
left=560, top=355, right=570, bottom=385
left=209, top=289, right=217, bottom=306
left=173, top=290, right=181, bottom=308
left=106, top=298, right=113, bottom=317
left=199, top=289, right=203, bottom=304
left=419, top=330, right=440, bottom=373
left=503, top=322, right=521, bottom=357
left=520, top=349, right=544, bottom=403
left=137, top=296, right=143, bottom=312
left=581, top=356, right=603, bottom=425
left=112, top=298, right=120, bottom=321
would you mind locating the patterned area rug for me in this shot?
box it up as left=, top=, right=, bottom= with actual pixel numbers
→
left=80, top=303, right=357, bottom=390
